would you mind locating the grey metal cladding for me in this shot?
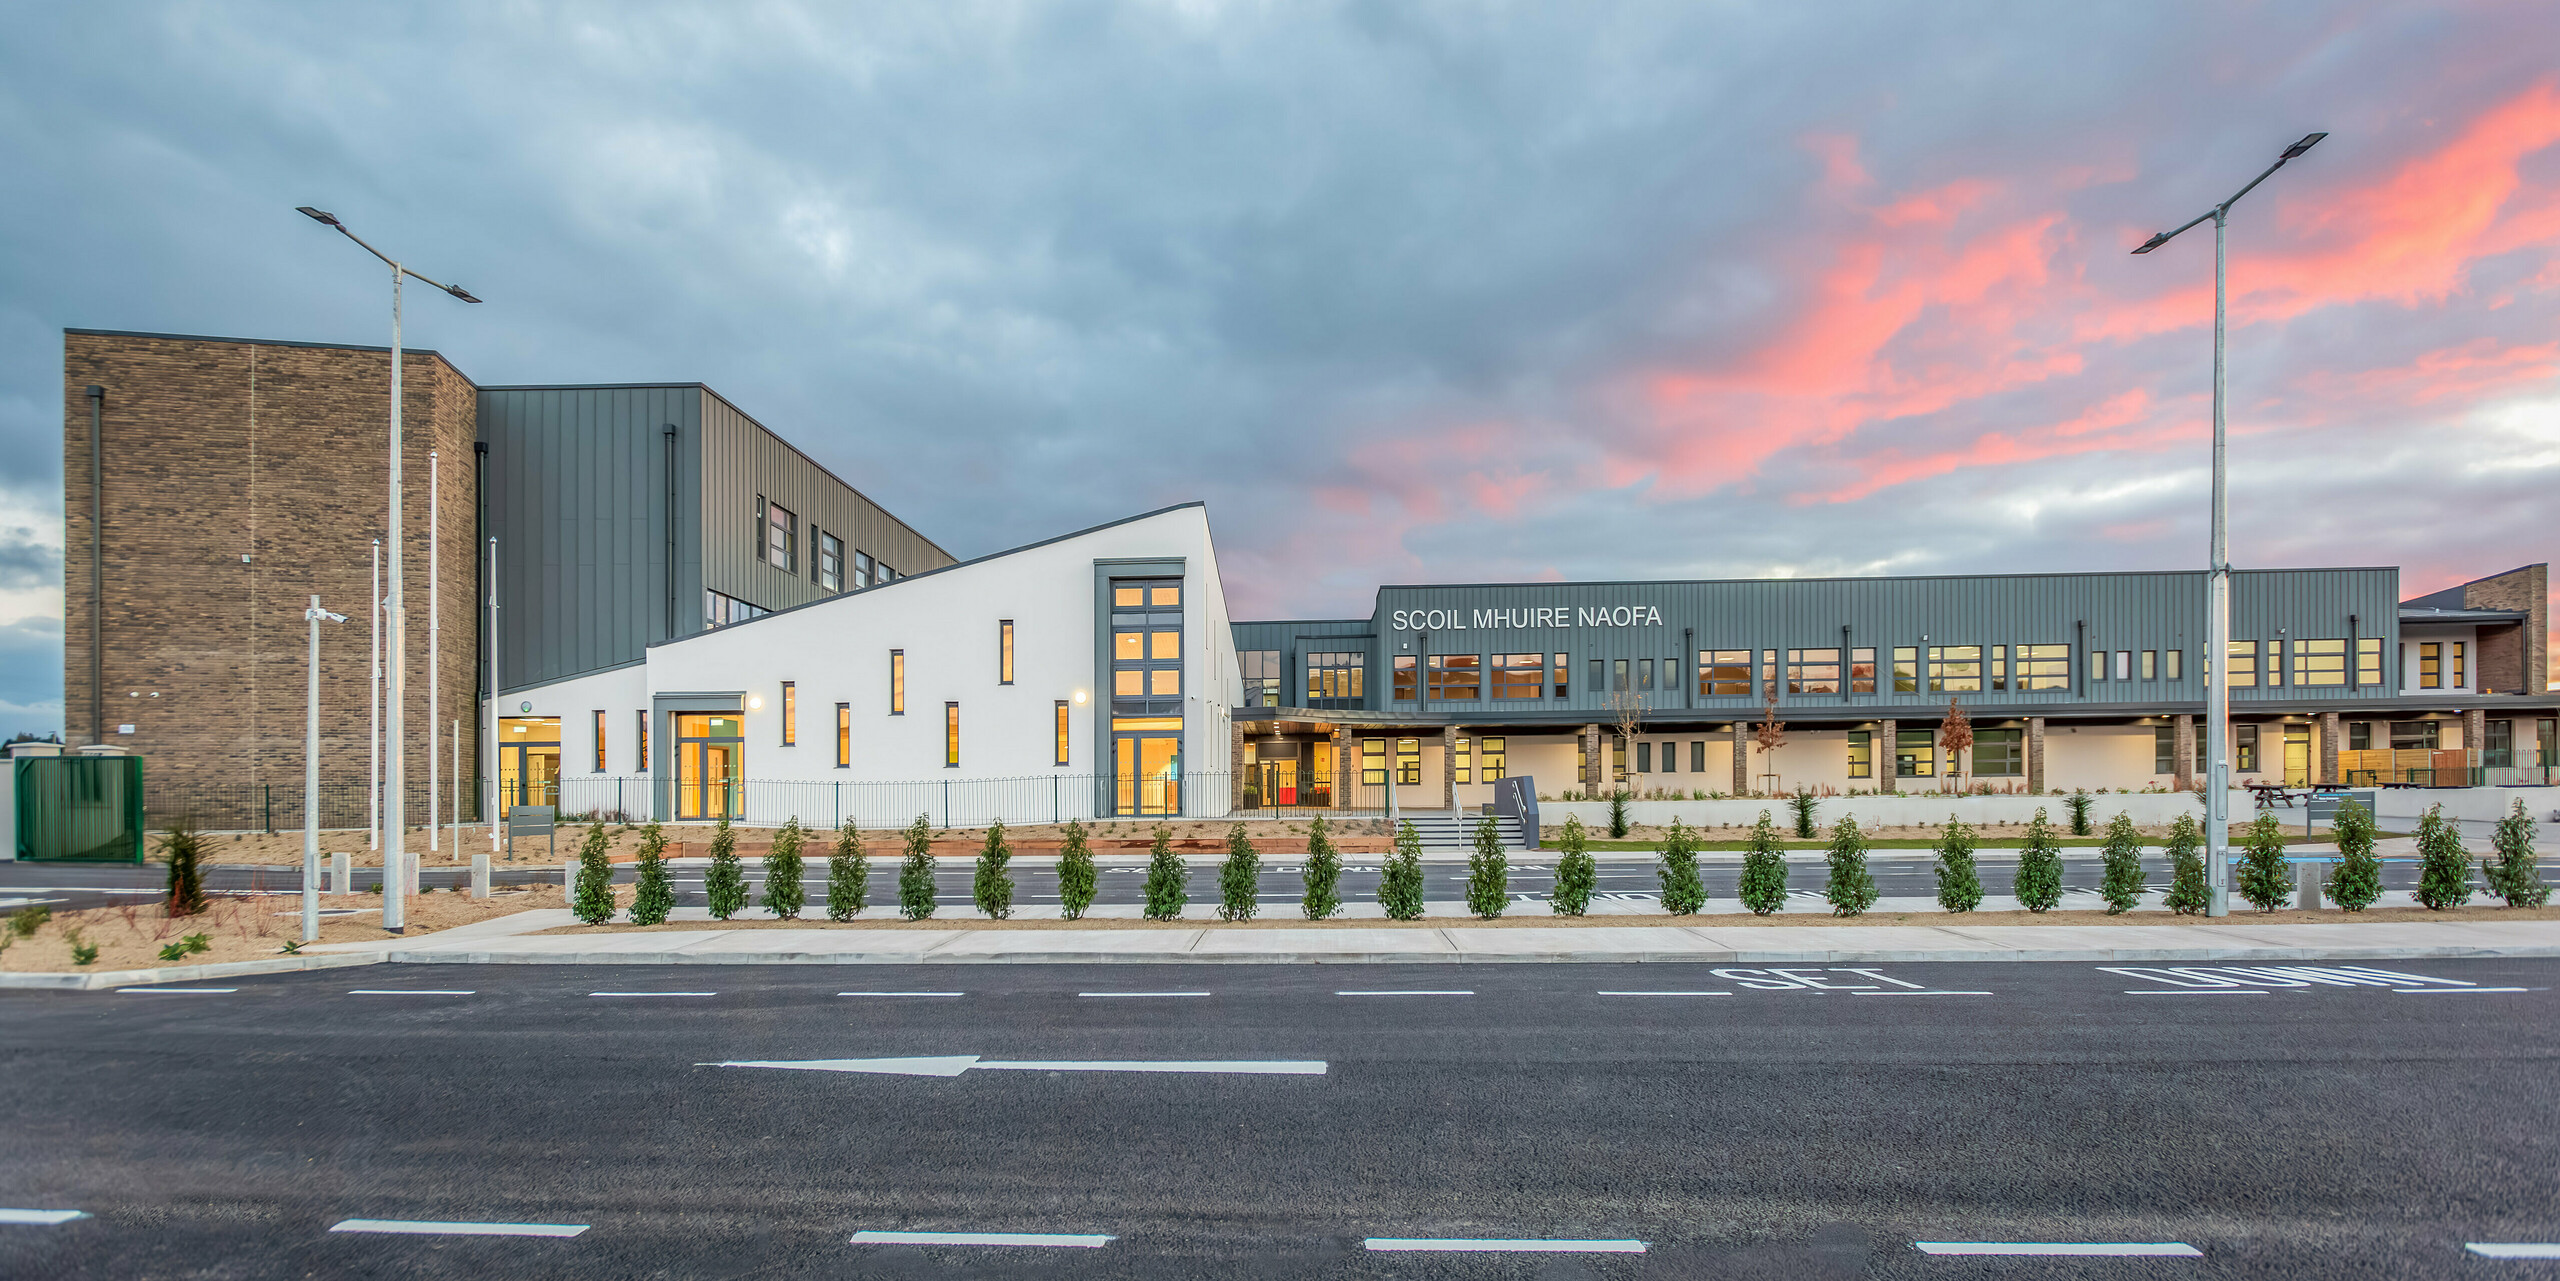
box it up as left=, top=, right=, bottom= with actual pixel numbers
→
left=696, top=389, right=953, bottom=612
left=479, top=385, right=702, bottom=692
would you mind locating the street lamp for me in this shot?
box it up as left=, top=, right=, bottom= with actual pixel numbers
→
left=297, top=206, right=482, bottom=934
left=2131, top=131, right=2325, bottom=917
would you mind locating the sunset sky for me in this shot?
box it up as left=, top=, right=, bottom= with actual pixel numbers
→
left=1, top=3, right=2556, bottom=727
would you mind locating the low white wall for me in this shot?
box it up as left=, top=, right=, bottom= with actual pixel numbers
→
left=2374, top=785, right=2560, bottom=826
left=1541, top=790, right=2235, bottom=832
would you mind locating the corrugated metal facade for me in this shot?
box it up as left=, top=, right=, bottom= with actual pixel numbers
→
left=696, top=389, right=950, bottom=619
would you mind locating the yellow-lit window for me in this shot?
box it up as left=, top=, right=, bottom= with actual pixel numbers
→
left=1479, top=737, right=1506, bottom=782
left=890, top=651, right=906, bottom=714
left=1054, top=700, right=1070, bottom=766
left=636, top=710, right=649, bottom=771
left=1149, top=585, right=1180, bottom=606
left=2450, top=642, right=2466, bottom=687
left=592, top=710, right=607, bottom=772
left=1699, top=650, right=1750, bottom=696
left=2226, top=641, right=2258, bottom=688
left=1149, top=630, right=1180, bottom=660
left=2295, top=639, right=2345, bottom=686
left=1000, top=620, right=1014, bottom=685
left=1149, top=669, right=1181, bottom=696
left=1115, top=670, right=1143, bottom=696
left=780, top=681, right=796, bottom=744
left=1115, top=631, right=1144, bottom=661
left=1454, top=736, right=1471, bottom=784
left=835, top=703, right=850, bottom=767
left=1113, top=586, right=1143, bottom=607
left=944, top=702, right=960, bottom=768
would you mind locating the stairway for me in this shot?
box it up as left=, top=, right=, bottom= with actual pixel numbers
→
left=1390, top=811, right=1528, bottom=853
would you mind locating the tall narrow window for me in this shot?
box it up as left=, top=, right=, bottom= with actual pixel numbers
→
left=2234, top=724, right=2259, bottom=773
left=2089, top=648, right=2108, bottom=682
left=2449, top=642, right=2467, bottom=688
left=592, top=710, right=607, bottom=772
left=1635, top=742, right=1652, bottom=773
left=1395, top=738, right=1421, bottom=785
left=1690, top=740, right=1706, bottom=772
left=818, top=532, right=844, bottom=591
left=765, top=501, right=797, bottom=571
left=2164, top=648, right=2183, bottom=681
left=2115, top=650, right=2132, bottom=681
left=854, top=550, right=874, bottom=589
left=2355, top=638, right=2382, bottom=687
left=1393, top=655, right=1418, bottom=701
left=999, top=620, right=1015, bottom=685
left=1846, top=730, right=1872, bottom=779
left=944, top=702, right=960, bottom=767
left=1849, top=647, right=1876, bottom=694
left=1054, top=700, right=1070, bottom=766
left=1479, top=737, right=1506, bottom=782
left=1636, top=658, right=1654, bottom=691
left=1892, top=647, right=1919, bottom=694
left=753, top=496, right=767, bottom=563
left=836, top=703, right=851, bottom=767
left=889, top=651, right=906, bottom=714
left=2263, top=639, right=2283, bottom=687
left=2140, top=650, right=2157, bottom=680
left=1990, top=645, right=2007, bottom=691
left=780, top=682, right=797, bottom=745
left=1552, top=652, right=1570, bottom=699
left=1612, top=658, right=1630, bottom=692
left=636, top=709, right=649, bottom=771
left=1456, top=736, right=1473, bottom=784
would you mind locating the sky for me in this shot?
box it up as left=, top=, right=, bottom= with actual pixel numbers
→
left=2, top=2, right=2557, bottom=731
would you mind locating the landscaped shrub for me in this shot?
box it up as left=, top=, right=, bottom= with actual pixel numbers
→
left=1607, top=790, right=1630, bottom=839
left=2065, top=788, right=2095, bottom=837
left=2236, top=810, right=2294, bottom=912
left=1737, top=810, right=1789, bottom=915
left=897, top=813, right=937, bottom=920
left=1789, top=789, right=1819, bottom=839
left=2098, top=812, right=2146, bottom=915
left=2487, top=798, right=2549, bottom=908
left=703, top=816, right=748, bottom=920
left=1217, top=822, right=1260, bottom=922
left=1379, top=819, right=1425, bottom=920
left=972, top=818, right=1014, bottom=920
left=2015, top=808, right=2063, bottom=912
left=1657, top=817, right=1706, bottom=915
left=1301, top=815, right=1342, bottom=919
left=1824, top=814, right=1877, bottom=917
left=1143, top=824, right=1188, bottom=921
left=68, top=929, right=97, bottom=966
left=1466, top=815, right=1508, bottom=918
left=628, top=822, right=674, bottom=925
left=9, top=905, right=51, bottom=937
left=573, top=819, right=618, bottom=925
left=1934, top=815, right=1983, bottom=913
left=1550, top=815, right=1594, bottom=916
left=2161, top=813, right=2209, bottom=915
left=1057, top=819, right=1096, bottom=920
left=2325, top=798, right=2381, bottom=911
left=762, top=817, right=809, bottom=921
left=826, top=819, right=867, bottom=921
left=2414, top=804, right=2474, bottom=910
left=161, top=819, right=207, bottom=917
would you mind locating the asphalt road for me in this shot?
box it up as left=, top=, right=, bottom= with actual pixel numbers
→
left=2, top=958, right=2556, bottom=1278
left=4, top=852, right=2548, bottom=913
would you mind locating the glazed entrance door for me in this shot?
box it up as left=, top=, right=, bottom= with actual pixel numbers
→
left=674, top=713, right=745, bottom=820
left=1112, top=722, right=1183, bottom=816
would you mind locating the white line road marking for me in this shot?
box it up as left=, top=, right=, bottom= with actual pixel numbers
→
left=1337, top=990, right=1474, bottom=996
left=840, top=991, right=965, bottom=997
left=2124, top=990, right=2270, bottom=995
left=852, top=1231, right=1112, bottom=1247
left=115, top=988, right=236, bottom=994
left=349, top=990, right=476, bottom=996
left=329, top=1219, right=589, bottom=1238
left=2396, top=987, right=2532, bottom=994
left=1914, top=1242, right=2202, bottom=1257
left=0, top=1209, right=88, bottom=1225
left=1365, top=1238, right=1646, bottom=1253
left=708, top=1056, right=1327, bottom=1076
left=589, top=992, right=717, bottom=997
left=2470, top=1244, right=2560, bottom=1259
left=1076, top=991, right=1209, bottom=998
left=1596, top=991, right=1732, bottom=997
left=1854, top=990, right=1993, bottom=997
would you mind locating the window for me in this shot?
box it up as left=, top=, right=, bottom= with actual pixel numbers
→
left=1892, top=647, right=1919, bottom=694
left=2165, top=648, right=2184, bottom=681
left=1428, top=655, right=1481, bottom=700
left=1990, top=645, right=2007, bottom=691
left=2234, top=724, right=2258, bottom=773
left=1393, top=655, right=1418, bottom=701
left=2141, top=650, right=2157, bottom=680
left=1110, top=579, right=1183, bottom=713
left=2390, top=721, right=2439, bottom=750
left=1929, top=645, right=1982, bottom=693
left=875, top=562, right=896, bottom=582
left=1787, top=648, right=1840, bottom=695
left=764, top=500, right=797, bottom=571
left=1493, top=654, right=1545, bottom=699
left=889, top=650, right=905, bottom=715
left=999, top=620, right=1015, bottom=685
left=2449, top=642, right=2467, bottom=688
left=1612, top=739, right=1626, bottom=781
left=1588, top=658, right=1603, bottom=698
left=943, top=702, right=960, bottom=767
left=2088, top=648, right=2107, bottom=683
left=2264, top=639, right=2284, bottom=687
left=2356, top=638, right=2382, bottom=686
left=1054, top=701, right=1070, bottom=766
left=1974, top=727, right=2024, bottom=777
left=1240, top=650, right=1282, bottom=708
left=2541, top=718, right=2557, bottom=768
left=2115, top=650, right=2132, bottom=681
left=592, top=710, right=607, bottom=772
left=817, top=531, right=843, bottom=590
left=2348, top=721, right=2371, bottom=751
left=704, top=590, right=767, bottom=629
left=780, top=682, right=796, bottom=745
left=1305, top=652, right=1364, bottom=706
left=1577, top=737, right=1588, bottom=782
left=1895, top=729, right=1935, bottom=777
left=2018, top=644, right=2069, bottom=691
left=1612, top=658, right=1630, bottom=692
left=1552, top=652, right=1570, bottom=699
left=854, top=550, right=874, bottom=589
left=753, top=496, right=766, bottom=563
left=1846, top=730, right=1872, bottom=778
left=1662, top=656, right=1680, bottom=692
left=1361, top=738, right=1387, bottom=786
left=2419, top=642, right=2441, bottom=689
left=2294, top=639, right=2345, bottom=687
left=1455, top=736, right=1472, bottom=784
left=1637, top=658, right=1654, bottom=691
left=1850, top=647, right=1876, bottom=694
left=1700, top=650, right=1750, bottom=696
left=836, top=703, right=852, bottom=767
left=2225, top=641, right=2258, bottom=688
left=1636, top=742, right=1653, bottom=773
left=1395, top=738, right=1421, bottom=786
left=2484, top=719, right=2514, bottom=769
left=1479, top=737, right=1506, bottom=782
left=636, top=710, right=649, bottom=771
left=2154, top=724, right=2203, bottom=774
left=1656, top=738, right=1676, bottom=774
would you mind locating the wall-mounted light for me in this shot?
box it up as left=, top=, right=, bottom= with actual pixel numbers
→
left=1073, top=690, right=1087, bottom=704
left=747, top=695, right=764, bottom=710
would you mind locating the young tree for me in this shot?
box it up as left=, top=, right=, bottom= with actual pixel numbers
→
left=1934, top=815, right=1983, bottom=913
left=1824, top=813, right=1878, bottom=917
left=1607, top=788, right=1632, bottom=839
left=2235, top=810, right=2294, bottom=912
left=761, top=816, right=808, bottom=921
left=628, top=821, right=675, bottom=926
left=2014, top=808, right=2064, bottom=912
left=2097, top=811, right=2146, bottom=915
left=703, top=816, right=748, bottom=920
left=1301, top=814, right=1343, bottom=920
left=1737, top=809, right=1789, bottom=915
left=2325, top=797, right=2382, bottom=911
left=2414, top=804, right=2474, bottom=910
left=2066, top=788, right=2095, bottom=836
left=1657, top=817, right=1705, bottom=915
left=1217, top=822, right=1260, bottom=922
left=1056, top=818, right=1097, bottom=920
left=1550, top=814, right=1595, bottom=916
left=573, top=819, right=618, bottom=925
left=2487, top=798, right=2550, bottom=908
left=1788, top=788, right=1819, bottom=839
left=1142, top=823, right=1189, bottom=920
left=160, top=819, right=208, bottom=918
left=1752, top=688, right=1788, bottom=795
left=972, top=818, right=1015, bottom=919
left=1378, top=819, right=1425, bottom=920
left=1938, top=697, right=1972, bottom=796
left=1465, top=815, right=1509, bottom=918
left=825, top=818, right=867, bottom=921
left=897, top=813, right=938, bottom=920
left=2161, top=813, right=2210, bottom=915
left=1606, top=686, right=1648, bottom=795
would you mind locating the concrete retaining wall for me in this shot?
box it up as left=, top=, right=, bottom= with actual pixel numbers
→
left=1541, top=790, right=2234, bottom=831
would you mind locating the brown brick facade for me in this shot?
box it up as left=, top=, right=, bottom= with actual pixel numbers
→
left=63, top=332, right=482, bottom=830
left=2456, top=563, right=2548, bottom=694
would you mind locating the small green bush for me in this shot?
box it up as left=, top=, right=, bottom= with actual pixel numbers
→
left=897, top=814, right=938, bottom=920
left=826, top=819, right=868, bottom=921
left=1217, top=823, right=1260, bottom=922
left=1301, top=815, right=1342, bottom=920
left=158, top=941, right=188, bottom=961
left=183, top=931, right=210, bottom=955
left=2487, top=798, right=2549, bottom=908
left=1789, top=789, right=1819, bottom=840
left=1465, top=815, right=1508, bottom=918
left=2161, top=813, right=2209, bottom=915
left=2236, top=811, right=2293, bottom=912
left=1550, top=815, right=1594, bottom=916
left=702, top=817, right=748, bottom=920
left=2326, top=798, right=2382, bottom=911
left=2065, top=788, right=2094, bottom=837
left=628, top=822, right=674, bottom=925
left=2414, top=804, right=2474, bottom=911
left=573, top=819, right=618, bottom=925
left=161, top=819, right=208, bottom=917
left=1607, top=790, right=1631, bottom=839
left=8, top=905, right=50, bottom=937
left=69, top=930, right=98, bottom=966
left=1658, top=817, right=1706, bottom=915
left=1378, top=819, right=1425, bottom=920
left=2098, top=812, right=2146, bottom=914
left=1142, top=824, right=1188, bottom=921
left=1934, top=816, right=1983, bottom=913
left=2014, top=808, right=2063, bottom=913
left=1737, top=810, right=1789, bottom=915
left=1823, top=814, right=1877, bottom=917
left=1057, top=819, right=1097, bottom=920
left=972, top=819, right=1015, bottom=920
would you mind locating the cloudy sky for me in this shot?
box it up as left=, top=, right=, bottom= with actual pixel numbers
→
left=2, top=2, right=2557, bottom=730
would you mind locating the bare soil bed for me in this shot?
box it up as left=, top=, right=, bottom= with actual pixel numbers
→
left=0, top=885, right=565, bottom=973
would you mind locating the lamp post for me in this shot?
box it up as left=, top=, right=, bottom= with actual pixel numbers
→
left=2132, top=131, right=2325, bottom=917
left=302, top=596, right=348, bottom=943
left=296, top=206, right=481, bottom=933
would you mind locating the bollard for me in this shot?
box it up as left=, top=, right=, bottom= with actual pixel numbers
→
left=2296, top=860, right=2325, bottom=911
left=565, top=858, right=578, bottom=899
left=470, top=853, right=490, bottom=900
left=332, top=850, right=352, bottom=895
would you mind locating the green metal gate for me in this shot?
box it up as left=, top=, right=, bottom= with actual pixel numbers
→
left=15, top=755, right=145, bottom=863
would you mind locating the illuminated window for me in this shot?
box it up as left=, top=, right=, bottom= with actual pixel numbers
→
left=1786, top=648, right=1840, bottom=695
left=1895, top=729, right=1935, bottom=777
left=1552, top=652, right=1570, bottom=699
left=2264, top=639, right=2283, bottom=687
left=2164, top=648, right=2183, bottom=681
left=1928, top=646, right=1982, bottom=693
left=2226, top=640, right=2258, bottom=688
left=592, top=710, right=607, bottom=772
left=1392, top=655, right=1417, bottom=701
left=1456, top=736, right=1473, bottom=784
left=2450, top=642, right=2467, bottom=687
left=780, top=681, right=796, bottom=745
left=2089, top=649, right=2107, bottom=683
left=1479, top=737, right=1506, bottom=782
left=999, top=620, right=1015, bottom=685
left=1849, top=647, right=1876, bottom=694
left=1304, top=652, right=1364, bottom=706
left=1395, top=738, right=1421, bottom=785
left=2355, top=638, right=2382, bottom=686
left=836, top=703, right=851, bottom=768
left=2140, top=650, right=2157, bottom=680
left=2018, top=644, right=2070, bottom=691
left=1697, top=649, right=1750, bottom=697
left=1054, top=700, right=1070, bottom=766
left=2115, top=650, right=2132, bottom=681
left=1110, top=579, right=1183, bottom=714
left=889, top=651, right=905, bottom=715
left=1492, top=654, right=1544, bottom=699
left=2294, top=639, right=2345, bottom=687
left=635, top=710, right=649, bottom=771
left=2234, top=724, right=2259, bottom=773
left=1846, top=730, right=1871, bottom=779
left=944, top=702, right=960, bottom=768
left=1428, top=655, right=1481, bottom=700
left=1990, top=645, right=2007, bottom=691
left=1362, top=737, right=1388, bottom=786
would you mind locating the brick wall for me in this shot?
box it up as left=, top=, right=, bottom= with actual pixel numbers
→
left=2459, top=563, right=2549, bottom=694
left=63, top=332, right=482, bottom=830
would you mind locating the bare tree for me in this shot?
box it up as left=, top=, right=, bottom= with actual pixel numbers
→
left=1604, top=687, right=1648, bottom=793
left=1753, top=687, right=1787, bottom=795
left=1938, top=696, right=1973, bottom=795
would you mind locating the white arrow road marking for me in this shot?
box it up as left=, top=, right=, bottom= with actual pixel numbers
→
left=2471, top=1244, right=2560, bottom=1259
left=2396, top=987, right=2531, bottom=994
left=706, top=1057, right=1326, bottom=1076
left=1914, top=1242, right=2201, bottom=1257
left=330, top=1219, right=588, bottom=1238
left=115, top=988, right=236, bottom=995
left=1336, top=990, right=1473, bottom=996
left=852, top=1231, right=1113, bottom=1247
left=349, top=990, right=476, bottom=996
left=0, top=1209, right=88, bottom=1225
left=1365, top=1238, right=1646, bottom=1253
left=839, top=991, right=964, bottom=997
